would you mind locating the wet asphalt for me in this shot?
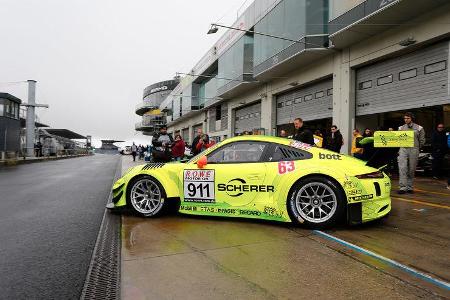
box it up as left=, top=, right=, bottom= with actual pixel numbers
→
left=0, top=154, right=120, bottom=299
left=120, top=156, right=450, bottom=299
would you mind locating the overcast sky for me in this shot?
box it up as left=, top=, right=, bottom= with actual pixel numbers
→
left=0, top=0, right=251, bottom=146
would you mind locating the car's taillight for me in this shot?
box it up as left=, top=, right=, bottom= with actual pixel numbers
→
left=355, top=171, right=384, bottom=179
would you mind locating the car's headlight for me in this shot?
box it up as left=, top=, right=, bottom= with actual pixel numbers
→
left=355, top=171, right=384, bottom=179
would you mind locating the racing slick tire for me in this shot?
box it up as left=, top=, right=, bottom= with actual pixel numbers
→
left=126, top=175, right=167, bottom=217
left=288, top=176, right=345, bottom=228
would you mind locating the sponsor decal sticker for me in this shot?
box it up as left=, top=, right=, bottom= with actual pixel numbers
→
left=278, top=161, right=295, bottom=174
left=319, top=153, right=342, bottom=160
left=217, top=178, right=275, bottom=197
left=349, top=194, right=374, bottom=201
left=347, top=189, right=363, bottom=196
left=290, top=141, right=312, bottom=151
left=183, top=170, right=215, bottom=203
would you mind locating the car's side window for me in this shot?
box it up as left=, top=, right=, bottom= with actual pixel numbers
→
left=266, top=144, right=313, bottom=162
left=207, top=142, right=267, bottom=164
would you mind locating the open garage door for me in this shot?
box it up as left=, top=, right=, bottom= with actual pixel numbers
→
left=356, top=41, right=450, bottom=116
left=276, top=78, right=333, bottom=125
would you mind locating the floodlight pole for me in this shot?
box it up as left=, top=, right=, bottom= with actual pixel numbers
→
left=23, top=80, right=49, bottom=157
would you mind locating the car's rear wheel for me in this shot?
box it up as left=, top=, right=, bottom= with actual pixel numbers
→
left=288, top=176, right=345, bottom=228
left=127, top=175, right=166, bottom=217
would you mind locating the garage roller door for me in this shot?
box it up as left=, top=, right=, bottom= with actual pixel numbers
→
left=356, top=41, right=450, bottom=116
left=181, top=128, right=189, bottom=144
left=276, top=79, right=333, bottom=125
left=234, top=102, right=261, bottom=134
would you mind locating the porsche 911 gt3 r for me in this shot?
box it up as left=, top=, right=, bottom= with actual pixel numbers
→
left=107, top=136, right=391, bottom=228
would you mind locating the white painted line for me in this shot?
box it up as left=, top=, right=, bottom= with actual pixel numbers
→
left=313, top=230, right=450, bottom=291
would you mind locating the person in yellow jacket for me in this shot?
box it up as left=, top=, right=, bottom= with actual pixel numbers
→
left=351, top=129, right=364, bottom=159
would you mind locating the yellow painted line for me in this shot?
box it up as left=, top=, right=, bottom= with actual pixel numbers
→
left=414, top=188, right=450, bottom=197
left=392, top=196, right=450, bottom=210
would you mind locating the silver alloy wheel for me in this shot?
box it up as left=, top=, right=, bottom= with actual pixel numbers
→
left=130, top=178, right=163, bottom=215
left=295, top=182, right=337, bottom=223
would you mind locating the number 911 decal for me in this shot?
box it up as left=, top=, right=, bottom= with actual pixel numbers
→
left=183, top=170, right=215, bottom=203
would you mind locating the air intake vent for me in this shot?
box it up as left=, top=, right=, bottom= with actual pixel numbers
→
left=281, top=148, right=304, bottom=159
left=142, top=163, right=165, bottom=170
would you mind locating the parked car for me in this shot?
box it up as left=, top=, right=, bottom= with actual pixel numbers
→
left=107, top=136, right=391, bottom=228
left=119, top=146, right=132, bottom=155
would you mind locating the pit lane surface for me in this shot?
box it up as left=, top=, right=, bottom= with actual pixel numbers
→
left=0, top=154, right=120, bottom=299
left=120, top=157, right=450, bottom=299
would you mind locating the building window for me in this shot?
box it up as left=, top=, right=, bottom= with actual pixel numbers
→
left=286, top=100, right=293, bottom=106
left=304, top=94, right=313, bottom=101
left=327, top=88, right=333, bottom=96
left=399, top=68, right=417, bottom=81
left=277, top=102, right=284, bottom=108
left=179, top=97, right=183, bottom=117
left=358, top=80, right=372, bottom=90
left=377, top=75, right=393, bottom=86
left=294, top=97, right=302, bottom=104
left=424, top=61, right=447, bottom=74
left=216, top=105, right=221, bottom=121
left=315, top=91, right=324, bottom=99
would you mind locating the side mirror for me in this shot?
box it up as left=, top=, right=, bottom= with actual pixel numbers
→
left=197, top=156, right=207, bottom=169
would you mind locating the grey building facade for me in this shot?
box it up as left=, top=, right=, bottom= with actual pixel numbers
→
left=0, top=93, right=22, bottom=159
left=154, top=0, right=450, bottom=152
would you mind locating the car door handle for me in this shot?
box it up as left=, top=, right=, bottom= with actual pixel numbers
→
left=248, top=174, right=262, bottom=180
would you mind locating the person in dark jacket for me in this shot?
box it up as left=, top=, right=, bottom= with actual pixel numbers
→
left=360, top=128, right=376, bottom=161
left=431, top=124, right=447, bottom=179
left=292, top=118, right=314, bottom=145
left=195, top=134, right=215, bottom=153
left=191, top=128, right=206, bottom=156
left=324, top=125, right=343, bottom=153
left=152, top=126, right=174, bottom=162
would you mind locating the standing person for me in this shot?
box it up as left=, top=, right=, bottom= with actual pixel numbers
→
left=351, top=129, right=363, bottom=159
left=292, top=118, right=314, bottom=145
left=324, top=125, right=343, bottom=153
left=172, top=134, right=186, bottom=161
left=397, top=112, right=426, bottom=194
left=191, top=128, right=205, bottom=156
left=131, top=142, right=137, bottom=162
left=431, top=123, right=447, bottom=179
left=279, top=130, right=288, bottom=138
left=137, top=145, right=142, bottom=160
left=195, top=134, right=215, bottom=153
left=152, top=126, right=174, bottom=162
left=359, top=128, right=376, bottom=161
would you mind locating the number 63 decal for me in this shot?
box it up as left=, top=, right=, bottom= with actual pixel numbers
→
left=278, top=161, right=295, bottom=174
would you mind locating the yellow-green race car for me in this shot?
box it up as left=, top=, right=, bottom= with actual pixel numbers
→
left=107, top=135, right=391, bottom=228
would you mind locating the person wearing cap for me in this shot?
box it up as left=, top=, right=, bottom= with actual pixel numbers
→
left=397, top=112, right=425, bottom=194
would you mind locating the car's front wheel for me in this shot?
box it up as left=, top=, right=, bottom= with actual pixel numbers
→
left=288, top=176, right=345, bottom=228
left=127, top=175, right=166, bottom=217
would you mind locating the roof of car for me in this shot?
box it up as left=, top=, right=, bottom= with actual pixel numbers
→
left=221, top=135, right=292, bottom=145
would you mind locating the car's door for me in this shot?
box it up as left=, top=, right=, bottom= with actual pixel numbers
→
left=181, top=141, right=270, bottom=207
left=263, top=143, right=314, bottom=188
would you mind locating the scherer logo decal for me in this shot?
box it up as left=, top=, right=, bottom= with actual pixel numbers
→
left=217, top=178, right=275, bottom=197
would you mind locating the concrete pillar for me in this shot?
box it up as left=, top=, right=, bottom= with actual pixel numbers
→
left=260, top=92, right=275, bottom=136
left=26, top=80, right=37, bottom=157
left=332, top=50, right=355, bottom=154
